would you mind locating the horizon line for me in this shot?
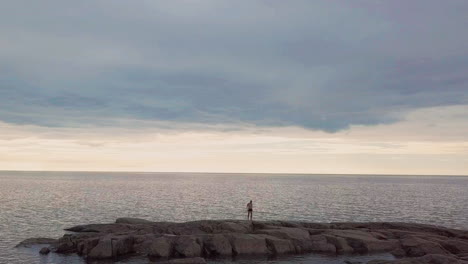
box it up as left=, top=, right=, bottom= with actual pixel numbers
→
left=1, top=170, right=467, bottom=177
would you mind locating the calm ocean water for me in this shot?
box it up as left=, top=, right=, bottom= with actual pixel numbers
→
left=1, top=171, right=467, bottom=264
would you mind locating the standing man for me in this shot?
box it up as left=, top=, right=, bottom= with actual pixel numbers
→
left=247, top=200, right=253, bottom=220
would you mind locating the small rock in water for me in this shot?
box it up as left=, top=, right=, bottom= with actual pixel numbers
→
left=39, top=247, right=50, bottom=255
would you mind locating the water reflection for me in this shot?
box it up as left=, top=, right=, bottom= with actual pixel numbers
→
left=1, top=172, right=467, bottom=263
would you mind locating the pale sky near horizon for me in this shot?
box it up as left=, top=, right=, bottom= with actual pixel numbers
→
left=1, top=1, right=467, bottom=175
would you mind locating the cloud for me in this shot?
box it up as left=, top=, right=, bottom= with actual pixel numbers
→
left=0, top=105, right=467, bottom=174
left=0, top=0, right=467, bottom=131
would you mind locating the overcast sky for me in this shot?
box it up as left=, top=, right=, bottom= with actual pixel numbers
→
left=1, top=1, right=467, bottom=174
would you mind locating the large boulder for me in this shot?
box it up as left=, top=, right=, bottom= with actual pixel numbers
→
left=174, top=236, right=203, bottom=258
left=86, top=235, right=134, bottom=259
left=324, top=235, right=354, bottom=254
left=76, top=237, right=100, bottom=255
left=147, top=236, right=173, bottom=258
left=228, top=234, right=270, bottom=255
left=328, top=229, right=399, bottom=253
left=264, top=236, right=295, bottom=254
left=55, top=234, right=77, bottom=253
left=130, top=234, right=156, bottom=254
left=400, top=236, right=449, bottom=257
left=87, top=238, right=113, bottom=259
left=202, top=234, right=232, bottom=256
left=309, top=234, right=337, bottom=253
left=255, top=227, right=313, bottom=254
left=110, top=235, right=135, bottom=256
left=436, top=238, right=468, bottom=255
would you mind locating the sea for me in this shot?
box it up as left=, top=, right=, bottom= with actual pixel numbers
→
left=1, top=171, right=467, bottom=264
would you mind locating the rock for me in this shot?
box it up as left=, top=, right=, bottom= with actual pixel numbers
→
left=255, top=227, right=310, bottom=241
left=228, top=234, right=270, bottom=255
left=158, top=257, right=207, bottom=264
left=418, top=254, right=468, bottom=264
left=391, top=247, right=407, bottom=258
left=84, top=235, right=134, bottom=259
left=15, top=237, right=56, bottom=248
left=265, top=236, right=295, bottom=254
left=438, top=238, right=468, bottom=255
left=76, top=237, right=100, bottom=255
left=459, top=253, right=468, bottom=259
left=255, top=226, right=313, bottom=254
left=87, top=238, right=113, bottom=259
left=202, top=234, right=232, bottom=256
left=55, top=234, right=76, bottom=253
left=65, top=223, right=144, bottom=234
left=174, top=236, right=202, bottom=258
left=302, top=223, right=331, bottom=229
left=111, top=235, right=135, bottom=256
left=39, top=247, right=50, bottom=255
left=400, top=236, right=449, bottom=257
left=218, top=221, right=252, bottom=233
left=147, top=236, right=173, bottom=258
left=325, top=229, right=399, bottom=253
left=58, top=233, right=101, bottom=255
left=376, top=253, right=468, bottom=263
left=308, top=229, right=327, bottom=236
left=309, top=234, right=336, bottom=253
left=166, top=223, right=206, bottom=236
left=132, top=234, right=158, bottom=254
left=367, top=260, right=391, bottom=264
left=21, top=219, right=468, bottom=263
left=278, top=221, right=303, bottom=228
left=324, top=235, right=354, bottom=254
left=115, top=217, right=152, bottom=224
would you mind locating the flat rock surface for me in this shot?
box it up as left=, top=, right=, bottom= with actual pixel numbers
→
left=15, top=237, right=57, bottom=248
left=17, top=219, right=468, bottom=263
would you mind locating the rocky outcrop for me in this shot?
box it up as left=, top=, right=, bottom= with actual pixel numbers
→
left=16, top=219, right=468, bottom=263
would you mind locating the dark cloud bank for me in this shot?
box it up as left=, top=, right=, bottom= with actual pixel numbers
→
left=1, top=0, right=467, bottom=131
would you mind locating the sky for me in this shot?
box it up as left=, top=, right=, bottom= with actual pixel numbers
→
left=0, top=0, right=467, bottom=175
